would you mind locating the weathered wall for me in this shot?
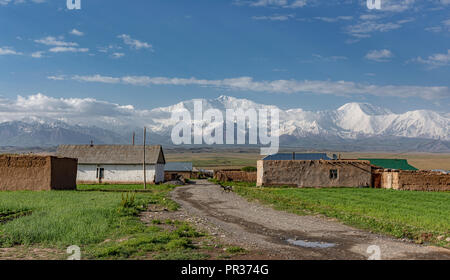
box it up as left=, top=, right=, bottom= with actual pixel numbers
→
left=50, top=157, right=78, bottom=190
left=165, top=171, right=192, bottom=181
left=77, top=164, right=164, bottom=184
left=0, top=155, right=77, bottom=191
left=257, top=160, right=372, bottom=188
left=374, top=169, right=450, bottom=191
left=214, top=170, right=257, bottom=182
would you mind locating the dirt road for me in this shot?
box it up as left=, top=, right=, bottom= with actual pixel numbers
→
left=171, top=180, right=450, bottom=260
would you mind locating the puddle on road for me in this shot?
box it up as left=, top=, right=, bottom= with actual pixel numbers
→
left=286, top=239, right=336, bottom=249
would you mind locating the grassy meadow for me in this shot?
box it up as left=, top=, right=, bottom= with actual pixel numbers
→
left=0, top=185, right=214, bottom=260
left=216, top=180, right=450, bottom=247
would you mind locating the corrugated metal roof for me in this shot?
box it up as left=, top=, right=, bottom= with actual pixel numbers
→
left=164, top=162, right=193, bottom=172
left=359, top=158, right=418, bottom=171
left=56, top=145, right=165, bottom=165
left=263, top=153, right=331, bottom=160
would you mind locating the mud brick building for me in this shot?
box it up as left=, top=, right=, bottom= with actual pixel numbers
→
left=257, top=158, right=372, bottom=188
left=0, top=155, right=77, bottom=191
left=164, top=162, right=193, bottom=181
left=372, top=169, right=450, bottom=191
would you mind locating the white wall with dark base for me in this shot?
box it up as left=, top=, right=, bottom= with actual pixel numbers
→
left=77, top=164, right=164, bottom=184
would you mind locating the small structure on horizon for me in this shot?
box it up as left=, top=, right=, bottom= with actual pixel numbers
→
left=164, top=162, right=193, bottom=181
left=57, top=145, right=165, bottom=184
left=0, top=154, right=77, bottom=191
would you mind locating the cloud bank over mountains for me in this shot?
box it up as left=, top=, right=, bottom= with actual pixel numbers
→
left=0, top=94, right=448, bottom=150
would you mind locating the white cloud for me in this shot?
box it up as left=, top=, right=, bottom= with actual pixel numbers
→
left=31, top=51, right=44, bottom=58
left=47, top=75, right=66, bottom=81
left=413, top=49, right=450, bottom=68
left=71, top=74, right=121, bottom=84
left=346, top=18, right=414, bottom=39
left=50, top=74, right=449, bottom=100
left=365, top=49, right=394, bottom=62
left=70, top=29, right=84, bottom=36
left=112, top=52, right=125, bottom=58
left=234, top=0, right=306, bottom=8
left=0, top=93, right=140, bottom=127
left=252, top=14, right=294, bottom=21
left=0, top=47, right=22, bottom=55
left=0, top=0, right=46, bottom=6
left=425, top=19, right=450, bottom=33
left=314, top=16, right=353, bottom=23
left=35, top=36, right=78, bottom=47
left=311, top=54, right=348, bottom=62
left=379, top=0, right=416, bottom=12
left=117, top=34, right=153, bottom=50
left=49, top=47, right=89, bottom=53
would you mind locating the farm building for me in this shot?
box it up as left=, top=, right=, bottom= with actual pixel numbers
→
left=257, top=159, right=372, bottom=188
left=164, top=162, right=193, bottom=181
left=0, top=154, right=77, bottom=191
left=359, top=158, right=418, bottom=171
left=57, top=145, right=165, bottom=184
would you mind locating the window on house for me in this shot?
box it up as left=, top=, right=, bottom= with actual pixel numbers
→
left=330, top=169, right=338, bottom=179
left=96, top=168, right=105, bottom=179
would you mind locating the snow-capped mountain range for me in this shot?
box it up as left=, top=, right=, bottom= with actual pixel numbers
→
left=0, top=95, right=448, bottom=151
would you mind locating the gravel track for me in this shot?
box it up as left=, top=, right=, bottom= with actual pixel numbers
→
left=171, top=180, right=450, bottom=260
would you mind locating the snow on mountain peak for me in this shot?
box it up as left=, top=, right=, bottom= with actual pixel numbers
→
left=338, top=102, right=392, bottom=116
left=0, top=95, right=448, bottom=146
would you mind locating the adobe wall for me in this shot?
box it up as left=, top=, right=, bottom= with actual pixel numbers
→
left=0, top=155, right=77, bottom=191
left=0, top=155, right=51, bottom=191
left=214, top=170, right=257, bottom=183
left=50, top=157, right=78, bottom=190
left=165, top=171, right=193, bottom=181
left=374, top=169, right=450, bottom=191
left=257, top=160, right=372, bottom=188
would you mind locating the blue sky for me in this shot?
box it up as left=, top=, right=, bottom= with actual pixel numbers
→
left=0, top=0, right=449, bottom=113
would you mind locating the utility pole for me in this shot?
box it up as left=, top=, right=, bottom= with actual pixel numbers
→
left=143, top=127, right=147, bottom=190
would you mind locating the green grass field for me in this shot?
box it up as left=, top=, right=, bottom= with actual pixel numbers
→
left=0, top=185, right=212, bottom=259
left=217, top=181, right=450, bottom=247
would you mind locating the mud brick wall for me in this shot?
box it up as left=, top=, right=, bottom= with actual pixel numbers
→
left=164, top=171, right=192, bottom=181
left=50, top=157, right=78, bottom=190
left=0, top=155, right=77, bottom=191
left=214, top=170, right=257, bottom=182
left=257, top=160, right=372, bottom=188
left=374, top=169, right=450, bottom=191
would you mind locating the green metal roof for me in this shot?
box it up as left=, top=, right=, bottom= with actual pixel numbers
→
left=358, top=158, right=418, bottom=171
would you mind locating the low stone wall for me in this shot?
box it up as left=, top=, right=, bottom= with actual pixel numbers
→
left=257, top=160, right=372, bottom=188
left=0, top=155, right=77, bottom=191
left=214, top=170, right=257, bottom=182
left=373, top=169, right=450, bottom=192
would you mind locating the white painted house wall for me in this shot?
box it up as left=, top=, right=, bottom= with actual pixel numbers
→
left=77, top=164, right=164, bottom=184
